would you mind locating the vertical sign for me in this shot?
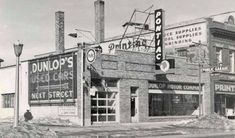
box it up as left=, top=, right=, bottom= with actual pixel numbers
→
left=155, top=9, right=165, bottom=69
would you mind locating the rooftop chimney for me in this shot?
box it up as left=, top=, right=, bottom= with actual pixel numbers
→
left=94, top=0, right=105, bottom=43
left=55, top=11, right=65, bottom=54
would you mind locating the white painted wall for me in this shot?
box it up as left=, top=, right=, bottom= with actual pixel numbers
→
left=0, top=65, right=15, bottom=119
left=0, top=62, right=29, bottom=119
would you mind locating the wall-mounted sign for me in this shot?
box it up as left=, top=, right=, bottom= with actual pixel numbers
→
left=164, top=23, right=207, bottom=48
left=28, top=52, right=77, bottom=104
left=160, top=60, right=170, bottom=72
left=202, top=66, right=229, bottom=72
left=155, top=9, right=165, bottom=69
left=215, top=83, right=235, bottom=93
left=99, top=38, right=154, bottom=54
left=149, top=82, right=200, bottom=91
left=58, top=106, right=77, bottom=116
left=87, top=49, right=96, bottom=64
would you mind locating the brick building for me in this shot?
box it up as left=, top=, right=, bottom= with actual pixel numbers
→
left=1, top=8, right=235, bottom=125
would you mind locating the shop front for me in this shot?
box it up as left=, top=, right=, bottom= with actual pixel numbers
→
left=214, top=82, right=235, bottom=118
left=149, top=81, right=201, bottom=117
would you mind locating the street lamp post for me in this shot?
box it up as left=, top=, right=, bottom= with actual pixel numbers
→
left=13, top=41, right=23, bottom=127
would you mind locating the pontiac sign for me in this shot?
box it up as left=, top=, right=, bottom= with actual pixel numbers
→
left=155, top=9, right=165, bottom=69
left=28, top=52, right=77, bottom=104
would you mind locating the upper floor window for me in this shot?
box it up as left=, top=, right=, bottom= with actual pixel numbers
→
left=216, top=48, right=222, bottom=64
left=177, top=49, right=188, bottom=57
left=2, top=93, right=14, bottom=108
left=230, top=51, right=235, bottom=73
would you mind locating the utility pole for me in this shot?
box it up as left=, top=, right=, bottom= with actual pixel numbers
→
left=68, top=33, right=85, bottom=126
left=192, top=41, right=207, bottom=117
left=80, top=43, right=84, bottom=126
left=198, top=60, right=202, bottom=117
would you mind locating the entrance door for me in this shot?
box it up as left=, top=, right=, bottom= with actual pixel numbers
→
left=130, top=87, right=138, bottom=122
left=225, top=96, right=235, bottom=118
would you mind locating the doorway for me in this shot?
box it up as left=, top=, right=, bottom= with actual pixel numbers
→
left=130, top=87, right=138, bottom=122
left=225, top=96, right=235, bottom=119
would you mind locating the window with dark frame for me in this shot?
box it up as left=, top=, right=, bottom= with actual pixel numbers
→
left=216, top=47, right=222, bottom=65
left=177, top=49, right=188, bottom=57
left=2, top=93, right=14, bottom=108
left=229, top=50, right=235, bottom=73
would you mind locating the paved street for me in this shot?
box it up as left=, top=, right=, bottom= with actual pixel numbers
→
left=1, top=120, right=235, bottom=137
left=46, top=121, right=235, bottom=138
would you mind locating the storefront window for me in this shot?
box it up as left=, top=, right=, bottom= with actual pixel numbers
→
left=149, top=94, right=199, bottom=116
left=215, top=94, right=235, bottom=116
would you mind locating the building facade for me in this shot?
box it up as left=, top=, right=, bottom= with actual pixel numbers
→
left=1, top=12, right=235, bottom=125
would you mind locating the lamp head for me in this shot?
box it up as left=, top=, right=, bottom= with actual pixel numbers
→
left=13, top=41, right=23, bottom=57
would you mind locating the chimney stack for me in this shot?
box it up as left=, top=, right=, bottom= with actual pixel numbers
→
left=55, top=11, right=65, bottom=54
left=94, top=0, right=105, bottom=43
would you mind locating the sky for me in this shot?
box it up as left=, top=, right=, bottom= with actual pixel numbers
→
left=1, top=0, right=235, bottom=66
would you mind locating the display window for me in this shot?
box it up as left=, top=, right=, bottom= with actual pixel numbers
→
left=215, top=94, right=235, bottom=117
left=149, top=93, right=199, bottom=116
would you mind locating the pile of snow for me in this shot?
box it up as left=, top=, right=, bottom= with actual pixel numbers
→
left=32, top=117, right=73, bottom=126
left=0, top=122, right=58, bottom=138
left=178, top=113, right=235, bottom=129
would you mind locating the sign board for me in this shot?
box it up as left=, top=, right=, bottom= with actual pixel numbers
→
left=99, top=38, right=154, bottom=54
left=28, top=52, right=77, bottom=104
left=155, top=9, right=165, bottom=69
left=160, top=60, right=170, bottom=72
left=149, top=82, right=200, bottom=91
left=86, top=49, right=96, bottom=64
left=164, top=22, right=207, bottom=48
left=202, top=66, right=229, bottom=72
left=58, top=106, right=77, bottom=116
left=215, top=83, right=235, bottom=93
